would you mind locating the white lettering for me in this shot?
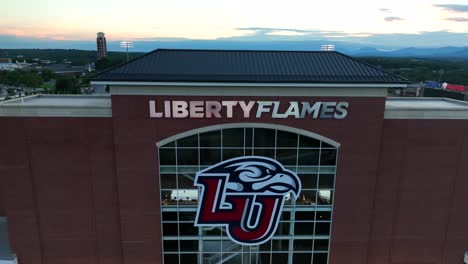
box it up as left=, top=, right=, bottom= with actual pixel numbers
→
left=256, top=101, right=274, bottom=118
left=173, top=101, right=189, bottom=118
left=222, top=101, right=238, bottom=118
left=239, top=101, right=256, bottom=118
left=320, top=102, right=337, bottom=119
left=148, top=100, right=349, bottom=120
left=149, top=100, right=163, bottom=118
left=206, top=101, right=222, bottom=118
left=190, top=101, right=205, bottom=118
left=300, top=102, right=322, bottom=119
left=334, top=102, right=349, bottom=119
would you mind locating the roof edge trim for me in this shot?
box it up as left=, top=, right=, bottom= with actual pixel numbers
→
left=91, top=81, right=407, bottom=88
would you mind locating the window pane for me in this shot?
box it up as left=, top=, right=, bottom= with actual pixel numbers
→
left=177, top=190, right=198, bottom=205
left=274, top=222, right=290, bottom=236
left=318, top=191, right=333, bottom=205
left=163, top=240, right=179, bottom=252
left=202, top=240, right=221, bottom=252
left=298, top=174, right=318, bottom=189
left=164, top=254, right=179, bottom=262
left=277, top=130, right=298, bottom=148
left=276, top=149, right=297, bottom=165
left=245, top=128, right=253, bottom=148
left=162, top=212, right=177, bottom=221
left=253, top=148, right=275, bottom=159
left=200, top=148, right=221, bottom=165
left=177, top=148, right=198, bottom=165
left=320, top=149, right=337, bottom=165
left=254, top=128, right=276, bottom=148
left=177, top=134, right=198, bottom=148
left=161, top=141, right=175, bottom=148
left=202, top=226, right=221, bottom=236
left=245, top=148, right=253, bottom=156
left=180, top=254, right=197, bottom=261
left=162, top=223, right=178, bottom=236
left=321, top=142, right=335, bottom=148
left=280, top=211, right=290, bottom=221
left=180, top=240, right=198, bottom=252
left=200, top=130, right=221, bottom=147
left=313, top=239, right=329, bottom=251
left=295, top=211, right=315, bottom=221
left=313, top=253, right=328, bottom=264
left=293, top=253, right=312, bottom=263
left=223, top=148, right=244, bottom=160
left=272, top=239, right=289, bottom=251
left=160, top=174, right=177, bottom=189
left=271, top=253, right=289, bottom=264
left=178, top=173, right=195, bottom=189
left=295, top=222, right=314, bottom=235
left=319, top=174, right=335, bottom=189
left=294, top=239, right=313, bottom=251
left=259, top=240, right=271, bottom=252
left=179, top=212, right=196, bottom=221
left=259, top=253, right=271, bottom=263
left=159, top=148, right=176, bottom=165
left=316, top=211, right=331, bottom=221
left=179, top=223, right=198, bottom=236
left=223, top=128, right=244, bottom=147
left=315, top=222, right=331, bottom=236
left=299, top=135, right=320, bottom=148
left=297, top=190, right=317, bottom=205
left=298, top=149, right=320, bottom=165
left=161, top=190, right=176, bottom=206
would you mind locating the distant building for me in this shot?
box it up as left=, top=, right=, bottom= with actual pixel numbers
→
left=0, top=58, right=12, bottom=63
left=96, top=32, right=108, bottom=59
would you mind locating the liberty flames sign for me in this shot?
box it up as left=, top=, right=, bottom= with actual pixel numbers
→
left=194, top=156, right=302, bottom=245
left=150, top=100, right=349, bottom=119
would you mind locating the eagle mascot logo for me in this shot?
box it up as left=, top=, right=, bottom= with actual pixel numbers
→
left=194, top=156, right=301, bottom=245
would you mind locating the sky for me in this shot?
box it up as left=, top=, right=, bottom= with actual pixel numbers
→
left=1, top=0, right=468, bottom=48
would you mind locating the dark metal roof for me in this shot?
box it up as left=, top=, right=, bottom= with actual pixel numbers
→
left=92, top=49, right=408, bottom=84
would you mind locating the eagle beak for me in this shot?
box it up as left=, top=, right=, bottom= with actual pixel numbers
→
left=252, top=171, right=300, bottom=198
left=279, top=172, right=300, bottom=198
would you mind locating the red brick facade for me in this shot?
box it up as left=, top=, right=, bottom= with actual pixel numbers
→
left=1, top=95, right=467, bottom=263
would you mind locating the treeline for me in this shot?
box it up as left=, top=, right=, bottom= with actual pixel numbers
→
left=0, top=49, right=144, bottom=66
left=0, top=69, right=53, bottom=88
left=358, top=57, right=468, bottom=85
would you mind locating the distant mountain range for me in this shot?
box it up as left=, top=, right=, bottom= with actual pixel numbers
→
left=350, top=46, right=468, bottom=58
left=0, top=34, right=467, bottom=59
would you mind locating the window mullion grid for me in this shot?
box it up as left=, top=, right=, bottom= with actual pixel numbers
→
left=243, top=128, right=246, bottom=156
left=326, top=149, right=338, bottom=264
left=197, top=133, right=203, bottom=263
left=288, top=133, right=300, bottom=264
left=311, top=141, right=323, bottom=264
left=175, top=140, right=181, bottom=264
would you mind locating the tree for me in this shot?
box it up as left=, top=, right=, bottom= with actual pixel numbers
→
left=41, top=69, right=55, bottom=82
left=55, top=77, right=80, bottom=94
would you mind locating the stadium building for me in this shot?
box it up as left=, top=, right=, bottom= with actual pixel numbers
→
left=1, top=49, right=468, bottom=264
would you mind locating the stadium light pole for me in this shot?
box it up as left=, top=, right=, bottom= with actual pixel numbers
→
left=120, top=41, right=134, bottom=62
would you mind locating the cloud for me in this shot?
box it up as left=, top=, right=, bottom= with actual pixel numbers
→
left=434, top=4, right=468, bottom=12
left=384, top=16, right=404, bottom=22
left=236, top=27, right=319, bottom=34
left=445, top=17, right=468, bottom=22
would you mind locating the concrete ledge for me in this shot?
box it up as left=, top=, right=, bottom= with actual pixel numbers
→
left=0, top=95, right=112, bottom=117
left=384, top=97, right=468, bottom=119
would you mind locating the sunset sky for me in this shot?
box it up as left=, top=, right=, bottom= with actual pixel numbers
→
left=2, top=0, right=468, bottom=47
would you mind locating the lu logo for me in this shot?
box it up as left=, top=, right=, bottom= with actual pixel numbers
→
left=194, top=156, right=301, bottom=245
